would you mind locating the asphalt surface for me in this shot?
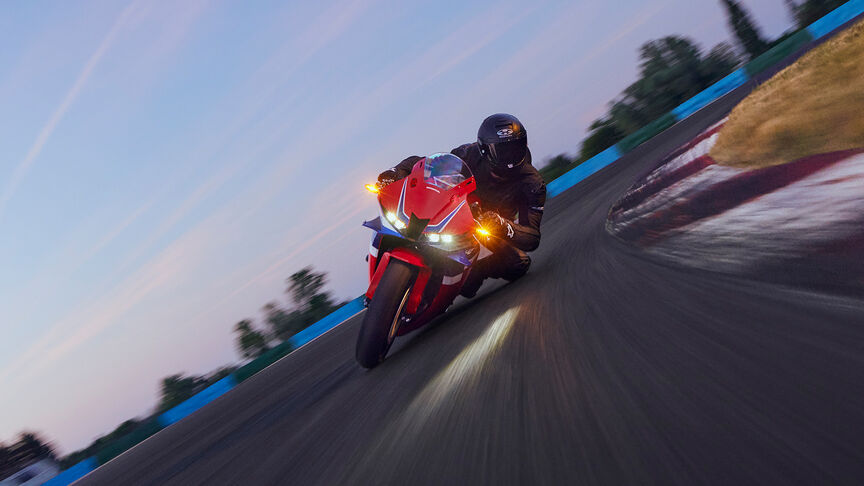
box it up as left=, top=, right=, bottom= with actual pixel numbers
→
left=81, top=94, right=864, bottom=485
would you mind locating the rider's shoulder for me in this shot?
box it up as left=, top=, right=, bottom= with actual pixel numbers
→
left=519, top=152, right=543, bottom=181
left=518, top=163, right=546, bottom=198
left=451, top=142, right=480, bottom=159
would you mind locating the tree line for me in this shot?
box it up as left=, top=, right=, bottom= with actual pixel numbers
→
left=787, top=0, right=848, bottom=27
left=5, top=0, right=846, bottom=476
left=2, top=266, right=344, bottom=474
left=232, top=267, right=347, bottom=359
left=0, top=432, right=56, bottom=480
left=539, top=0, right=842, bottom=182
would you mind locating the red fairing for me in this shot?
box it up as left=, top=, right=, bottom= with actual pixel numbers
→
left=376, top=166, right=407, bottom=218
left=395, top=282, right=462, bottom=335
left=378, top=159, right=477, bottom=238
left=366, top=253, right=390, bottom=300
left=367, top=254, right=378, bottom=281
left=367, top=248, right=431, bottom=314
left=364, top=154, right=478, bottom=338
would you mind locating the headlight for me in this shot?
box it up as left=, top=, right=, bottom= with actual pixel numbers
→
left=382, top=211, right=407, bottom=230
left=423, top=232, right=461, bottom=246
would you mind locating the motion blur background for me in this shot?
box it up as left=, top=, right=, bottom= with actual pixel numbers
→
left=0, top=0, right=819, bottom=468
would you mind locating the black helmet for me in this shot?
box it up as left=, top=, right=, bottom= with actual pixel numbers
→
left=477, top=113, right=528, bottom=177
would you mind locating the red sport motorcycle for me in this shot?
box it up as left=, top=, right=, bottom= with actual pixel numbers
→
left=357, top=153, right=492, bottom=368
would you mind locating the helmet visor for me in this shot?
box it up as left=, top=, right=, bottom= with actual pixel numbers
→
left=487, top=139, right=527, bottom=169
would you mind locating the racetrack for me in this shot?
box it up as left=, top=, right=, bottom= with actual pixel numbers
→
left=80, top=93, right=864, bottom=485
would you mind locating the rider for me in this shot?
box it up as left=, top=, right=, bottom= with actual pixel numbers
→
left=377, top=113, right=546, bottom=298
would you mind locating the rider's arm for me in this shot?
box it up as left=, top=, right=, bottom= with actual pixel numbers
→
left=507, top=179, right=546, bottom=252
left=476, top=179, right=545, bottom=251
left=452, top=142, right=545, bottom=251
left=379, top=156, right=423, bottom=183
left=450, top=143, right=473, bottom=160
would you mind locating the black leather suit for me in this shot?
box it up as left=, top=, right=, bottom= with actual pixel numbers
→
left=381, top=143, right=546, bottom=290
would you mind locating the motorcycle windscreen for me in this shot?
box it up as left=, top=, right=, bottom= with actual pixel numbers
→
left=403, top=154, right=473, bottom=224
left=423, top=153, right=472, bottom=189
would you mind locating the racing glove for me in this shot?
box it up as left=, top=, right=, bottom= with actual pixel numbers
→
left=478, top=210, right=515, bottom=239
left=377, top=168, right=399, bottom=187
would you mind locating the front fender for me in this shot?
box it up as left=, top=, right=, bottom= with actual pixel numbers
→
left=366, top=248, right=432, bottom=315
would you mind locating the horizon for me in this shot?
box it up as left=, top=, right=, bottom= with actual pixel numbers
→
left=0, top=0, right=793, bottom=453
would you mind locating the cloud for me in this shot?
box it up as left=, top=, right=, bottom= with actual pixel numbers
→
left=0, top=1, right=143, bottom=220
left=0, top=0, right=225, bottom=389
left=0, top=0, right=217, bottom=339
left=535, top=0, right=677, bottom=121
left=103, top=0, right=376, bottom=277
left=297, top=3, right=531, bottom=150
left=3, top=0, right=752, bottom=451
left=192, top=7, right=546, bottom=303
left=4, top=71, right=374, bottom=387
left=226, top=201, right=372, bottom=300
left=0, top=240, right=189, bottom=386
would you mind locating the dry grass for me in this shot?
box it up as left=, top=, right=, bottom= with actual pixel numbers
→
left=711, top=18, right=864, bottom=168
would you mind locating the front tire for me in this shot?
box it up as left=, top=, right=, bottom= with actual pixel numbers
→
left=356, top=260, right=414, bottom=368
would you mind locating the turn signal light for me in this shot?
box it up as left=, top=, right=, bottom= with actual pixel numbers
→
left=365, top=183, right=380, bottom=194
left=475, top=227, right=491, bottom=237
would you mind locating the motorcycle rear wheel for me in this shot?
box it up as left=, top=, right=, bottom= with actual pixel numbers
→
left=356, top=260, right=414, bottom=368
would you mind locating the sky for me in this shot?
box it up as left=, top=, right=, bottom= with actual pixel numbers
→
left=0, top=0, right=793, bottom=452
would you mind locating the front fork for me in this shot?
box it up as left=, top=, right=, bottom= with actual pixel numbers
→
left=366, top=248, right=432, bottom=316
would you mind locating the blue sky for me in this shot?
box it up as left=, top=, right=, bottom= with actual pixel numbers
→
left=0, top=0, right=792, bottom=452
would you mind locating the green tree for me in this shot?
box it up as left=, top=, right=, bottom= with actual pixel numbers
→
left=157, top=374, right=207, bottom=412
left=785, top=0, right=801, bottom=23
left=261, top=301, right=304, bottom=341
left=721, top=0, right=769, bottom=59
left=602, top=36, right=740, bottom=136
left=0, top=432, right=56, bottom=479
left=581, top=119, right=626, bottom=160
left=285, top=267, right=339, bottom=329
left=233, top=319, right=269, bottom=360
left=788, top=0, right=845, bottom=27
left=16, top=432, right=55, bottom=459
left=701, top=42, right=740, bottom=81
left=538, top=154, right=580, bottom=182
left=637, top=37, right=713, bottom=114
left=0, top=443, right=9, bottom=478
left=287, top=267, right=327, bottom=306
left=206, top=365, right=238, bottom=384
left=570, top=35, right=740, bottom=177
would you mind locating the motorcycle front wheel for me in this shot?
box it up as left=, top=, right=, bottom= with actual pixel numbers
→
left=356, top=259, right=414, bottom=368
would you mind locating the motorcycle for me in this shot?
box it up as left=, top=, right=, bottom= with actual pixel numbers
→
left=357, top=153, right=492, bottom=368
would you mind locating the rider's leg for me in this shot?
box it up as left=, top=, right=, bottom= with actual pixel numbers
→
left=460, top=240, right=531, bottom=298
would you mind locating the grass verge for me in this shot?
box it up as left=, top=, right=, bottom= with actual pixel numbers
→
left=711, top=18, right=864, bottom=168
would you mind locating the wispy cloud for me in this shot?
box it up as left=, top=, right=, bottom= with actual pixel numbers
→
left=0, top=1, right=382, bottom=380
left=1, top=1, right=673, bottom=382
left=299, top=3, right=530, bottom=149
left=0, top=1, right=142, bottom=220
left=1, top=0, right=795, bottom=451
left=103, top=0, right=375, bottom=277
left=0, top=0, right=214, bottom=335
left=0, top=200, right=224, bottom=388
left=226, top=201, right=372, bottom=300
left=536, top=0, right=676, bottom=120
